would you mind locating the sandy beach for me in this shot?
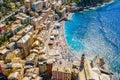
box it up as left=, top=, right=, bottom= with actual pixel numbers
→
left=58, top=13, right=80, bottom=61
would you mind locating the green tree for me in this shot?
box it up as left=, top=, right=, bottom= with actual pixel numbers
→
left=4, top=36, right=8, bottom=41
left=6, top=21, right=10, bottom=26
left=0, top=40, right=2, bottom=46
left=73, top=0, right=82, bottom=3
left=57, top=12, right=62, bottom=18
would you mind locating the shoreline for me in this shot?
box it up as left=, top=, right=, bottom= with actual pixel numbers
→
left=71, top=0, right=115, bottom=12
left=60, top=13, right=80, bottom=61
left=90, top=0, right=115, bottom=9
left=63, top=1, right=120, bottom=78
left=62, top=0, right=115, bottom=60
left=92, top=0, right=114, bottom=10
left=60, top=19, right=116, bottom=78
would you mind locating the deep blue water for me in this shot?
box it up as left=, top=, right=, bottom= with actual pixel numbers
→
left=65, top=0, right=120, bottom=77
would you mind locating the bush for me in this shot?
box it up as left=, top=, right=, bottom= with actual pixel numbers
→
left=57, top=12, right=62, bottom=18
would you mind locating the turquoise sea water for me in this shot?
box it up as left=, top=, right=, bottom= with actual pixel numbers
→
left=65, top=0, right=120, bottom=78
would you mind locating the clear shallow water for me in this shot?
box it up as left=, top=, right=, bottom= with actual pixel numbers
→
left=65, top=0, right=120, bottom=78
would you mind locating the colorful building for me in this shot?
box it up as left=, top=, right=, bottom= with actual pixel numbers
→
left=6, top=42, right=16, bottom=51
left=15, top=13, right=30, bottom=24
left=11, top=20, right=23, bottom=35
left=32, top=1, right=43, bottom=12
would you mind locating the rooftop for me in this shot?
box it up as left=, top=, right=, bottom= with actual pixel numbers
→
left=6, top=42, right=15, bottom=48
left=8, top=72, right=19, bottom=79
left=24, top=25, right=33, bottom=33
left=15, top=13, right=29, bottom=20
left=0, top=48, right=9, bottom=54
left=11, top=23, right=22, bottom=31
left=52, top=65, right=71, bottom=73
left=32, top=16, right=43, bottom=22
left=17, top=34, right=30, bottom=44
left=33, top=0, right=43, bottom=4
left=0, top=23, right=6, bottom=28
left=17, top=25, right=33, bottom=35
left=26, top=53, right=37, bottom=61
left=24, top=0, right=30, bottom=2
left=10, top=35, right=22, bottom=42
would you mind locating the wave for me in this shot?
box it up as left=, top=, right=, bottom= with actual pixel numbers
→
left=65, top=0, right=120, bottom=79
